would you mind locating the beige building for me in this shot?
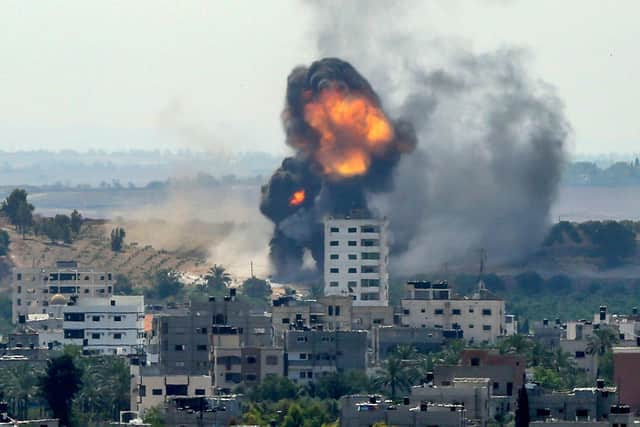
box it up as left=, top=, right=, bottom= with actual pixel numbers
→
left=400, top=280, right=506, bottom=344
left=12, top=261, right=115, bottom=323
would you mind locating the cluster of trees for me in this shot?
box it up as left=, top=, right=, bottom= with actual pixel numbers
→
left=1, top=188, right=84, bottom=244
left=0, top=347, right=129, bottom=426
left=110, top=227, right=126, bottom=252
left=0, top=229, right=9, bottom=255
left=544, top=220, right=637, bottom=266
left=565, top=159, right=640, bottom=186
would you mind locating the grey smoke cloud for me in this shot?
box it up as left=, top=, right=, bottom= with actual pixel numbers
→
left=308, top=0, right=570, bottom=273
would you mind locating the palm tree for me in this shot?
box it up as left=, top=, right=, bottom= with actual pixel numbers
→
left=205, top=264, right=232, bottom=292
left=586, top=328, right=619, bottom=357
left=0, top=364, right=43, bottom=419
left=499, top=334, right=532, bottom=355
left=393, top=344, right=418, bottom=361
left=374, top=356, right=410, bottom=400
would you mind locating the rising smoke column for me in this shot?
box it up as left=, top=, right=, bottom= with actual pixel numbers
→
left=260, top=58, right=416, bottom=279
left=309, top=1, right=570, bottom=273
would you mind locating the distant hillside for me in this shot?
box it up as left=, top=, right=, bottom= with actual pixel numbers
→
left=0, top=219, right=209, bottom=290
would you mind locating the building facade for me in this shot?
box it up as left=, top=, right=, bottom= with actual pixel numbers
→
left=12, top=261, right=115, bottom=323
left=401, top=280, right=506, bottom=344
left=324, top=216, right=389, bottom=306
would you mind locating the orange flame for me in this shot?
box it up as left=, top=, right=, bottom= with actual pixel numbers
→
left=289, top=189, right=306, bottom=206
left=303, top=87, right=394, bottom=179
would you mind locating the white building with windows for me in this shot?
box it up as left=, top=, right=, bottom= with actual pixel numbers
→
left=12, top=260, right=115, bottom=323
left=62, top=295, right=145, bottom=355
left=400, top=280, right=506, bottom=344
left=323, top=216, right=389, bottom=307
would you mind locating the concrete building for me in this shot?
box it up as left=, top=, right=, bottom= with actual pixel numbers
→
left=372, top=326, right=447, bottom=362
left=284, top=330, right=367, bottom=384
left=527, top=382, right=618, bottom=422
left=433, top=349, right=525, bottom=403
left=340, top=395, right=466, bottom=427
left=163, top=396, right=243, bottom=427
left=324, top=215, right=389, bottom=306
left=612, top=347, right=640, bottom=414
left=61, top=295, right=145, bottom=355
left=533, top=319, right=563, bottom=348
left=12, top=260, right=115, bottom=323
left=130, top=364, right=212, bottom=415
left=400, top=281, right=507, bottom=344
left=211, top=326, right=284, bottom=393
left=411, top=378, right=492, bottom=426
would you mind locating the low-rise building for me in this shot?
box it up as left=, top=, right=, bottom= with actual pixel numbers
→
left=612, top=347, right=640, bottom=414
left=339, top=395, right=465, bottom=427
left=284, top=330, right=367, bottom=384
left=163, top=396, right=243, bottom=427
left=527, top=382, right=618, bottom=422
left=371, top=326, right=447, bottom=363
left=400, top=280, right=507, bottom=344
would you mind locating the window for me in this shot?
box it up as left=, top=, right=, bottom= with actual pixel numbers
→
left=197, top=344, right=207, bottom=351
left=139, top=385, right=146, bottom=397
left=64, top=329, right=84, bottom=339
left=348, top=281, right=357, bottom=287
left=16, top=273, right=22, bottom=281
left=246, top=356, right=257, bottom=364
left=434, top=309, right=444, bottom=315
left=468, top=324, right=475, bottom=328
left=348, top=241, right=357, bottom=246
left=195, top=388, right=206, bottom=395
left=330, top=254, right=339, bottom=260
left=471, top=357, right=481, bottom=366
left=300, top=353, right=307, bottom=360
left=174, top=344, right=185, bottom=351
left=92, top=315, right=100, bottom=322
left=299, top=372, right=306, bottom=379
left=17, top=286, right=21, bottom=294
left=361, top=292, right=380, bottom=301
left=493, top=382, right=499, bottom=390
left=166, top=384, right=189, bottom=395
left=296, top=336, right=307, bottom=342
left=361, top=252, right=380, bottom=260
left=575, top=351, right=586, bottom=358
left=330, top=227, right=339, bottom=232
left=152, top=389, right=162, bottom=396
left=348, top=227, right=357, bottom=233
left=330, top=268, right=339, bottom=273
left=348, top=268, right=357, bottom=273
left=452, top=309, right=461, bottom=315
left=361, top=279, right=380, bottom=287
left=330, top=241, right=339, bottom=247
left=335, top=306, right=341, bottom=316
left=91, top=333, right=100, bottom=339
left=329, top=281, right=339, bottom=287
left=469, top=308, right=474, bottom=313
left=282, top=318, right=290, bottom=324
left=266, top=355, right=279, bottom=365
left=482, top=325, right=492, bottom=331
left=64, top=313, right=85, bottom=322
left=114, top=315, right=122, bottom=322
left=482, top=309, right=492, bottom=316
left=361, top=265, right=379, bottom=273
left=348, top=254, right=357, bottom=260
left=361, top=225, right=379, bottom=233
left=114, top=333, right=122, bottom=339
left=328, top=306, right=334, bottom=316
left=361, top=239, right=379, bottom=247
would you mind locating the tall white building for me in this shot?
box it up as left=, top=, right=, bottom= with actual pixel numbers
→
left=323, top=216, right=389, bottom=306
left=12, top=260, right=115, bottom=323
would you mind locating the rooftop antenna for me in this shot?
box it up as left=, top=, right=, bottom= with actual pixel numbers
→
left=477, top=248, right=487, bottom=293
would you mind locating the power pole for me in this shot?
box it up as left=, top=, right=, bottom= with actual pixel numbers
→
left=250, top=261, right=254, bottom=278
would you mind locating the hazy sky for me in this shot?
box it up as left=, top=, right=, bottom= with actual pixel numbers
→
left=0, top=1, right=638, bottom=155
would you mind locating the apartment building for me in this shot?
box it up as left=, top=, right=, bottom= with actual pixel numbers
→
left=324, top=216, right=389, bottom=306
left=527, top=381, right=617, bottom=422
left=211, top=326, right=284, bottom=393
left=400, top=280, right=506, bottom=344
left=12, top=261, right=115, bottom=323
left=284, top=330, right=367, bottom=384
left=61, top=296, right=145, bottom=355
left=612, top=347, right=640, bottom=413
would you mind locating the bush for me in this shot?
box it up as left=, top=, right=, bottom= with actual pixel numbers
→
left=0, top=230, right=9, bottom=255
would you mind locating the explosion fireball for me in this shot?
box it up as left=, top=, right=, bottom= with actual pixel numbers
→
left=288, top=189, right=306, bottom=206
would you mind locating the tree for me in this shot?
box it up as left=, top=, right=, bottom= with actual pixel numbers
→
left=204, top=264, right=232, bottom=292
left=242, top=276, right=271, bottom=300
left=515, top=384, right=530, bottom=427
left=248, top=375, right=298, bottom=402
left=374, top=356, right=410, bottom=399
left=586, top=328, right=619, bottom=358
left=70, top=210, right=83, bottom=234
left=0, top=364, right=43, bottom=419
left=110, top=227, right=126, bottom=252
left=498, top=334, right=532, bottom=355
left=0, top=230, right=9, bottom=255
left=114, top=274, right=134, bottom=295
left=143, top=405, right=166, bottom=427
left=39, top=354, right=83, bottom=427
left=148, top=269, right=183, bottom=300
left=1, top=189, right=34, bottom=236
left=515, top=271, right=544, bottom=293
